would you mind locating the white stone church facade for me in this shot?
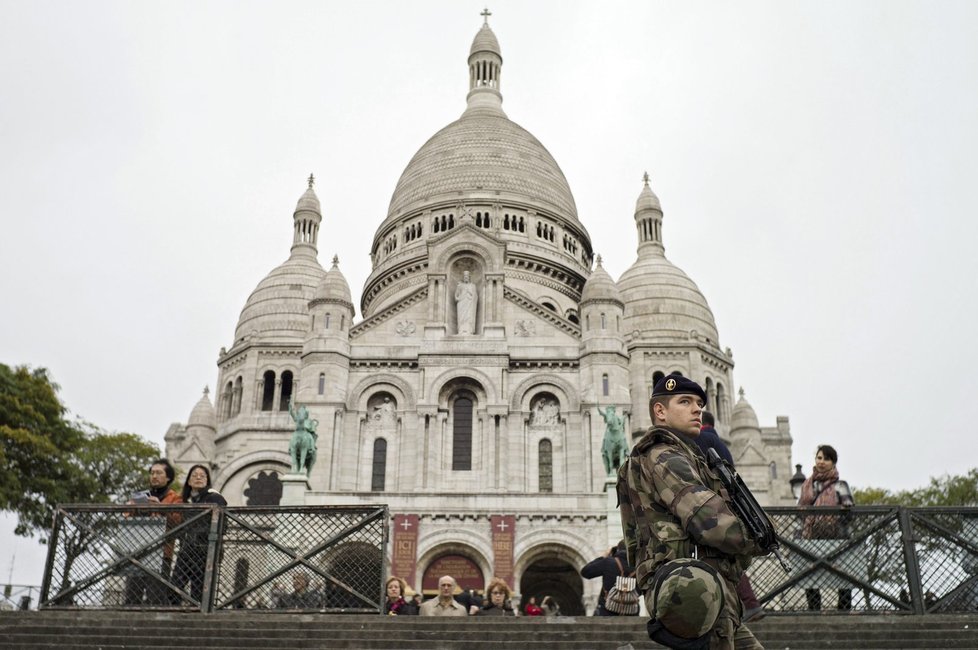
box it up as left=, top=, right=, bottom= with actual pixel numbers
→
left=165, top=17, right=795, bottom=614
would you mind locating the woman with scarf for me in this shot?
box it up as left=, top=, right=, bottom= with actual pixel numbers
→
left=797, top=445, right=855, bottom=610
left=384, top=576, right=418, bottom=615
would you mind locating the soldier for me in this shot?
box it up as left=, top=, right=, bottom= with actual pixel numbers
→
left=618, top=372, right=766, bottom=649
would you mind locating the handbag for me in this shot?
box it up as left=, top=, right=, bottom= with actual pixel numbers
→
left=604, top=557, right=640, bottom=615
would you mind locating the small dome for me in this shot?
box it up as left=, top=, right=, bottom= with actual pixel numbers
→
left=188, top=387, right=216, bottom=430
left=619, top=249, right=720, bottom=344
left=470, top=23, right=501, bottom=58
left=581, top=256, right=623, bottom=305
left=636, top=173, right=661, bottom=212
left=312, top=255, right=354, bottom=309
left=295, top=185, right=320, bottom=215
left=234, top=254, right=326, bottom=344
left=730, top=388, right=760, bottom=432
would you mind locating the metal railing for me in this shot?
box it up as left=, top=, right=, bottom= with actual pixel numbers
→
left=39, top=505, right=388, bottom=612
left=37, top=505, right=977, bottom=614
left=749, top=506, right=978, bottom=614
left=1, top=584, right=40, bottom=610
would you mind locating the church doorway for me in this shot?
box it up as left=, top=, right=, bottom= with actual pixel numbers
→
left=519, top=556, right=584, bottom=616
left=421, top=553, right=484, bottom=597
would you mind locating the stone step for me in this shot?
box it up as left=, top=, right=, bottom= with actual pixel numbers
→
left=2, top=611, right=977, bottom=650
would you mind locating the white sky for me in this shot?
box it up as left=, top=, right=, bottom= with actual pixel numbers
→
left=2, top=0, right=977, bottom=588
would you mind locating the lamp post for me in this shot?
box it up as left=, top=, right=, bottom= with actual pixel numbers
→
left=789, top=464, right=806, bottom=501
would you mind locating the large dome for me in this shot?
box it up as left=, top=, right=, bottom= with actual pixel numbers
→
left=385, top=112, right=579, bottom=223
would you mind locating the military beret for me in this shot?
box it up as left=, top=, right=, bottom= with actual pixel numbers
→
left=651, top=372, right=707, bottom=403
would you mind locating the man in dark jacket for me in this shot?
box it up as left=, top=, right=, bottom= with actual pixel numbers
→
left=580, top=540, right=635, bottom=616
left=693, top=411, right=765, bottom=623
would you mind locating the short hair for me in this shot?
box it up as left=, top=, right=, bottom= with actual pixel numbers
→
left=701, top=411, right=715, bottom=427
left=816, top=445, right=838, bottom=464
left=486, top=577, right=511, bottom=599
left=386, top=575, right=407, bottom=597
left=649, top=394, right=675, bottom=424
left=151, top=458, right=175, bottom=483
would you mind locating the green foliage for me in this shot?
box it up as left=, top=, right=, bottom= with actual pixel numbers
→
left=0, top=363, right=160, bottom=539
left=853, top=469, right=978, bottom=507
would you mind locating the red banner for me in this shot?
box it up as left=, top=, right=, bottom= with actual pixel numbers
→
left=391, top=514, right=419, bottom=586
left=422, top=555, right=484, bottom=592
left=490, top=514, right=516, bottom=587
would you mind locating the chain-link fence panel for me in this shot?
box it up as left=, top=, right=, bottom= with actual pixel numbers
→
left=909, top=508, right=978, bottom=613
left=212, top=506, right=388, bottom=612
left=40, top=504, right=215, bottom=610
left=755, top=507, right=912, bottom=613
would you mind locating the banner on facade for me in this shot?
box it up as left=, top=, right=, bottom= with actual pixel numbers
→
left=422, top=554, right=484, bottom=593
left=391, top=513, right=419, bottom=585
left=490, top=514, right=516, bottom=587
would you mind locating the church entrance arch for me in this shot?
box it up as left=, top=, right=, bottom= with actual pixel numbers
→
left=421, top=554, right=484, bottom=596
left=519, top=554, right=584, bottom=616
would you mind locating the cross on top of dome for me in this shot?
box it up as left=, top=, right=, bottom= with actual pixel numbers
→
left=308, top=173, right=315, bottom=188
left=481, top=7, right=492, bottom=25
left=643, top=171, right=650, bottom=186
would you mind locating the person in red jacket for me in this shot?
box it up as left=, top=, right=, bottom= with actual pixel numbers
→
left=523, top=595, right=543, bottom=616
left=123, top=458, right=183, bottom=605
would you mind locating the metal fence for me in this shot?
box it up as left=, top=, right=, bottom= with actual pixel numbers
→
left=1, top=584, right=40, bottom=611
left=39, top=505, right=388, bottom=613
left=749, top=506, right=978, bottom=614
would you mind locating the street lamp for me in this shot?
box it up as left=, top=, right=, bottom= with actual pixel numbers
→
left=789, top=464, right=806, bottom=501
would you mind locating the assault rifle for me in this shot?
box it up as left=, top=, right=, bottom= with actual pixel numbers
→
left=706, top=447, right=791, bottom=573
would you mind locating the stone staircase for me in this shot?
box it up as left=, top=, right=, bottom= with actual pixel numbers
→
left=2, top=611, right=977, bottom=649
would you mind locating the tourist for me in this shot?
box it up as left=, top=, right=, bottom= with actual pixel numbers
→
left=276, top=571, right=323, bottom=609
left=123, top=458, right=182, bottom=605
left=476, top=578, right=516, bottom=616
left=580, top=541, right=634, bottom=616
left=171, top=464, right=227, bottom=603
left=384, top=576, right=417, bottom=615
left=797, top=444, right=855, bottom=611
left=419, top=575, right=467, bottom=616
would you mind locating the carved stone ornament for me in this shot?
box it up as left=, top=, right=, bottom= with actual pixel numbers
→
left=515, top=320, right=536, bottom=337
left=395, top=320, right=416, bottom=337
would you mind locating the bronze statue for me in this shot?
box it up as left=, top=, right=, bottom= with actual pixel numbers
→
left=597, top=405, right=628, bottom=476
left=288, top=396, right=318, bottom=475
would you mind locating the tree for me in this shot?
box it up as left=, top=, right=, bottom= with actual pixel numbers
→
left=0, top=363, right=160, bottom=539
left=0, top=364, right=86, bottom=537
left=853, top=470, right=978, bottom=506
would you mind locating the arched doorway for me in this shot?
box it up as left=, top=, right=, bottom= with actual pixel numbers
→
left=421, top=554, right=484, bottom=596
left=519, top=556, right=584, bottom=616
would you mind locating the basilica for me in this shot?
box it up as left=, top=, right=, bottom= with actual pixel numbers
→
left=165, top=15, right=795, bottom=614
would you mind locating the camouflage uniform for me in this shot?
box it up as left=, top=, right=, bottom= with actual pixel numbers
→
left=618, top=426, right=765, bottom=650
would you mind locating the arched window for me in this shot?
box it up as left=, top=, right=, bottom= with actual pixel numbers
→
left=232, top=376, right=242, bottom=416
left=716, top=383, right=727, bottom=421
left=539, top=439, right=553, bottom=493
left=542, top=301, right=557, bottom=313
left=341, top=314, right=345, bottom=330
left=769, top=461, right=778, bottom=480
left=452, top=397, right=473, bottom=471
left=585, top=314, right=590, bottom=330
left=600, top=312, right=607, bottom=329
left=324, top=313, right=331, bottom=330
left=602, top=374, right=609, bottom=397
left=261, top=370, right=276, bottom=411
left=318, top=373, right=326, bottom=396
left=372, top=438, right=387, bottom=491
left=222, top=381, right=233, bottom=419
left=279, top=371, right=294, bottom=411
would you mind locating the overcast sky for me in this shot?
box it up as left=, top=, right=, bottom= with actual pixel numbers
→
left=2, top=1, right=976, bottom=588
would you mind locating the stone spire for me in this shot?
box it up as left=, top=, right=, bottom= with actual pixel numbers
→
left=291, top=173, right=322, bottom=259
left=465, top=9, right=506, bottom=117
left=634, top=172, right=664, bottom=254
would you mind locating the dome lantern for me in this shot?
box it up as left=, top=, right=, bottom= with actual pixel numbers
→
left=635, top=172, right=664, bottom=253
left=291, top=173, right=322, bottom=259
left=466, top=9, right=505, bottom=117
